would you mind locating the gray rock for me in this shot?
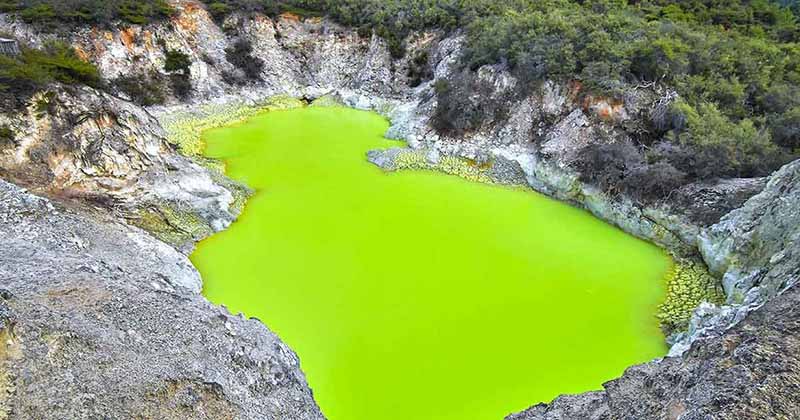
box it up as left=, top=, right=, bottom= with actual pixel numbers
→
left=0, top=180, right=323, bottom=420
left=509, top=281, right=800, bottom=420
left=671, top=177, right=767, bottom=227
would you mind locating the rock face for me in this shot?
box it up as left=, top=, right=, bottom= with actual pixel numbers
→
left=0, top=180, right=324, bottom=419
left=665, top=159, right=800, bottom=354
left=0, top=1, right=798, bottom=419
left=0, top=84, right=243, bottom=251
left=510, top=159, right=800, bottom=418
left=508, top=285, right=800, bottom=420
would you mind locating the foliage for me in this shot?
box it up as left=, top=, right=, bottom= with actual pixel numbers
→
left=0, top=124, right=14, bottom=147
left=575, top=141, right=645, bottom=196
left=406, top=49, right=432, bottom=87
left=576, top=140, right=693, bottom=201
left=163, top=49, right=191, bottom=74
left=163, top=49, right=192, bottom=100
left=201, top=0, right=464, bottom=57
left=621, top=161, right=687, bottom=201
left=113, top=72, right=166, bottom=106
left=224, top=39, right=265, bottom=82
left=5, top=0, right=798, bottom=192
left=431, top=71, right=513, bottom=136
left=0, top=41, right=100, bottom=106
left=671, top=100, right=788, bottom=178
left=3, top=0, right=174, bottom=27
left=169, top=73, right=192, bottom=100
left=771, top=106, right=800, bottom=150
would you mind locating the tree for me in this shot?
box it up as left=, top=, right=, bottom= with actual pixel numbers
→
left=163, top=49, right=192, bottom=99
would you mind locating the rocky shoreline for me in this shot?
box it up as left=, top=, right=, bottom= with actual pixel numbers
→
left=1, top=1, right=798, bottom=418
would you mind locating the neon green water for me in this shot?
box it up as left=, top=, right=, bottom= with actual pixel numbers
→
left=192, top=106, right=670, bottom=420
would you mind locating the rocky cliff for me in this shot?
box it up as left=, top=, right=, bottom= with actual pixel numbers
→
left=0, top=1, right=798, bottom=418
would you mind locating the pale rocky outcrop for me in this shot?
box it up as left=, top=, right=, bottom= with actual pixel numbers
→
left=0, top=84, right=241, bottom=251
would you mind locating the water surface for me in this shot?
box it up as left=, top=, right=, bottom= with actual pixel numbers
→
left=193, top=106, right=670, bottom=420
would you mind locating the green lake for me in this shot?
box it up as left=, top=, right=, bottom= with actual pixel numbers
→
left=192, top=106, right=671, bottom=420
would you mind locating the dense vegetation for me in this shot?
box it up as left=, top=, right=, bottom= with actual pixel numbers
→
left=0, top=41, right=99, bottom=107
left=0, top=0, right=174, bottom=27
left=239, top=0, right=799, bottom=199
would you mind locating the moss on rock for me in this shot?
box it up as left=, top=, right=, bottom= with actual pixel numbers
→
left=393, top=149, right=495, bottom=184
left=137, top=98, right=292, bottom=247
left=657, top=259, right=725, bottom=334
left=128, top=202, right=214, bottom=248
left=160, top=96, right=305, bottom=158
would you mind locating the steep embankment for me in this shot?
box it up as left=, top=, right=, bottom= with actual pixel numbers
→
left=0, top=0, right=798, bottom=418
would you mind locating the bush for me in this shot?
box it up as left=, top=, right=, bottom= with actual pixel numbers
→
left=675, top=101, right=787, bottom=178
left=575, top=141, right=692, bottom=201
left=406, top=49, right=432, bottom=87
left=202, top=0, right=308, bottom=22
left=621, top=162, right=687, bottom=201
left=771, top=107, right=800, bottom=150
left=224, top=39, right=264, bottom=82
left=9, top=0, right=174, bottom=27
left=169, top=73, right=192, bottom=100
left=163, top=49, right=191, bottom=74
left=0, top=41, right=100, bottom=107
left=0, top=124, right=14, bottom=147
left=162, top=49, right=192, bottom=100
left=575, top=141, right=644, bottom=195
left=206, top=2, right=232, bottom=21
left=431, top=71, right=513, bottom=136
left=113, top=72, right=166, bottom=106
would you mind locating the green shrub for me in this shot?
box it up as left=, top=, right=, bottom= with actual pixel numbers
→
left=0, top=41, right=100, bottom=107
left=206, top=1, right=232, bottom=21
left=771, top=106, right=800, bottom=150
left=575, top=141, right=645, bottom=196
left=674, top=101, right=789, bottom=178
left=432, top=70, right=513, bottom=136
left=10, top=0, right=174, bottom=27
left=163, top=49, right=191, bottom=75
left=114, top=72, right=166, bottom=106
left=0, top=124, right=14, bottom=147
left=169, top=73, right=192, bottom=100
left=6, top=0, right=800, bottom=184
left=162, top=49, right=192, bottom=100
left=407, top=49, right=432, bottom=87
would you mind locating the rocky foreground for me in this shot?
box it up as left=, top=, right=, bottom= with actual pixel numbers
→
left=0, top=180, right=324, bottom=419
left=0, top=1, right=799, bottom=418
